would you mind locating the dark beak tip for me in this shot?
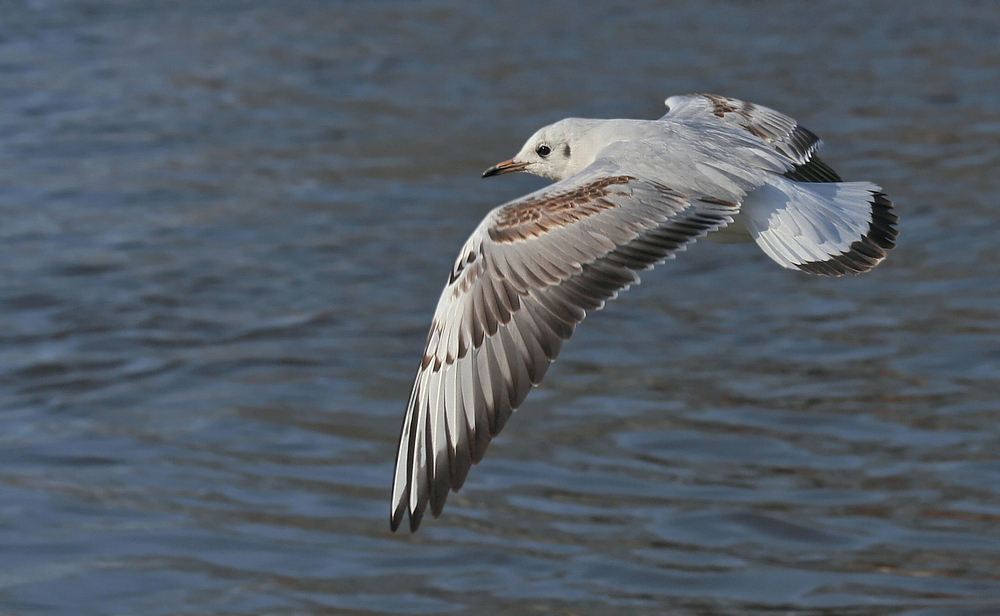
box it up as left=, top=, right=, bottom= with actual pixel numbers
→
left=482, top=159, right=526, bottom=178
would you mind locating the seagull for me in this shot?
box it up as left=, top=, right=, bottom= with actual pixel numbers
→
left=390, top=93, right=897, bottom=532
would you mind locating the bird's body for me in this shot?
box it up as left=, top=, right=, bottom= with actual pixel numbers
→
left=391, top=94, right=897, bottom=532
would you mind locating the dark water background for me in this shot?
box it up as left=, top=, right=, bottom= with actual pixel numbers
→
left=1, top=1, right=999, bottom=614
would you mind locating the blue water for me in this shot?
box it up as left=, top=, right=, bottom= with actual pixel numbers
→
left=1, top=1, right=999, bottom=614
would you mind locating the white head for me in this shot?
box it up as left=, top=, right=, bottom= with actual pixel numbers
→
left=482, top=118, right=602, bottom=182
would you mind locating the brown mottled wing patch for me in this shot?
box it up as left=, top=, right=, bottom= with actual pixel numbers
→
left=663, top=93, right=831, bottom=173
left=796, top=192, right=897, bottom=275
left=391, top=173, right=739, bottom=532
left=489, top=176, right=633, bottom=243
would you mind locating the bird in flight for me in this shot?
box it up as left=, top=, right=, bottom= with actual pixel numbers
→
left=390, top=93, right=897, bottom=532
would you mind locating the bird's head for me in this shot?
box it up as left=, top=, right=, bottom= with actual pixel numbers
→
left=482, top=118, right=599, bottom=182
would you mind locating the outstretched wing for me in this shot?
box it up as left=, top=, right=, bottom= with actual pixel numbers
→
left=662, top=93, right=842, bottom=183
left=391, top=168, right=740, bottom=531
left=661, top=94, right=898, bottom=276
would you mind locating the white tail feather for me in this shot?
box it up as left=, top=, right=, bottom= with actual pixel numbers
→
left=742, top=179, right=881, bottom=271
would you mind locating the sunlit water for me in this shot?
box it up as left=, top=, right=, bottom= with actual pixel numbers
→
left=1, top=1, right=999, bottom=614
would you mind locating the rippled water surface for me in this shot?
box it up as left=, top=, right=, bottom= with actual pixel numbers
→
left=2, top=1, right=999, bottom=614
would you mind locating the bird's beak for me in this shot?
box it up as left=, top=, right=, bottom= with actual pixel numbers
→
left=482, top=159, right=528, bottom=178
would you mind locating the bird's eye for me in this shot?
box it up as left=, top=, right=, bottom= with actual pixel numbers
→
left=535, top=144, right=551, bottom=157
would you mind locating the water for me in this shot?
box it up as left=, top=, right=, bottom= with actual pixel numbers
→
left=1, top=1, right=999, bottom=614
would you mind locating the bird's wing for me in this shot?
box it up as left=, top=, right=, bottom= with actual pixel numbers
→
left=661, top=94, right=898, bottom=275
left=391, top=166, right=740, bottom=531
left=662, top=93, right=842, bottom=182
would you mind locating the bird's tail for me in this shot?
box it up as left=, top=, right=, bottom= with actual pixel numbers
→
left=741, top=178, right=898, bottom=276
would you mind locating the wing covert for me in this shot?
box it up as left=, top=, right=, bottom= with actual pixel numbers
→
left=662, top=93, right=841, bottom=182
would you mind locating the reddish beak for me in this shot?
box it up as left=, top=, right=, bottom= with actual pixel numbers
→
left=482, top=159, right=528, bottom=178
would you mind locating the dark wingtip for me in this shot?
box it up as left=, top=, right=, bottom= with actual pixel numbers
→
left=408, top=506, right=424, bottom=533
left=783, top=155, right=843, bottom=183
left=390, top=494, right=408, bottom=532
left=429, top=482, right=449, bottom=520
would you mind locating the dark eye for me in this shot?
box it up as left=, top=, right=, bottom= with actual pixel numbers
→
left=535, top=144, right=551, bottom=157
